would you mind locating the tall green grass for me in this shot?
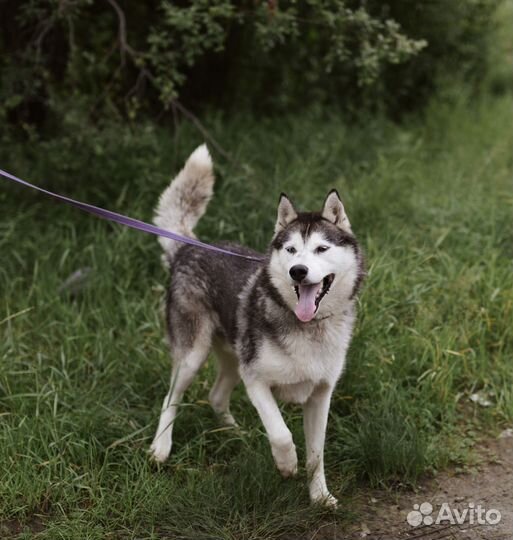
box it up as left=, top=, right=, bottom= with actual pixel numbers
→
left=1, top=90, right=512, bottom=538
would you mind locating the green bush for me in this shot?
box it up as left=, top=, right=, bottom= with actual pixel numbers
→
left=372, top=0, right=503, bottom=113
left=0, top=0, right=501, bottom=131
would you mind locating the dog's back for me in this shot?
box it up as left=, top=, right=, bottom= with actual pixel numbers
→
left=167, top=242, right=262, bottom=346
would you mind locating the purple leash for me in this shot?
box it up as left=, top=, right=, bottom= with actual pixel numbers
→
left=0, top=168, right=264, bottom=262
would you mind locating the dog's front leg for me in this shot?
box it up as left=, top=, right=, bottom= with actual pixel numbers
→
left=245, top=381, right=298, bottom=478
left=303, top=384, right=337, bottom=507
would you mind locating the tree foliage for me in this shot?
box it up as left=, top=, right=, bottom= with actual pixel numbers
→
left=0, top=0, right=501, bottom=131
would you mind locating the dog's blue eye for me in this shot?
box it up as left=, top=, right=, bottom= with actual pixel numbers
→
left=316, top=246, right=329, bottom=253
left=286, top=246, right=297, bottom=254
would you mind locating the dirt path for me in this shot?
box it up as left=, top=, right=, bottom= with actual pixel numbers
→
left=315, top=434, right=513, bottom=540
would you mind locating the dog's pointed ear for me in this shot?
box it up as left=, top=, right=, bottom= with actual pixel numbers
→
left=321, top=189, right=351, bottom=232
left=275, top=193, right=298, bottom=234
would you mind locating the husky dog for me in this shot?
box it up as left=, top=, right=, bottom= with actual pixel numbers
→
left=149, top=145, right=364, bottom=506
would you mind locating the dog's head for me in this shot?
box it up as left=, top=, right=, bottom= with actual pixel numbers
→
left=268, top=190, right=363, bottom=322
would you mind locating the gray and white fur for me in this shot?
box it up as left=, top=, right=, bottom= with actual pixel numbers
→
left=149, top=144, right=364, bottom=506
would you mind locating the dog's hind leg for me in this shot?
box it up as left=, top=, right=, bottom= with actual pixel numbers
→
left=149, top=322, right=212, bottom=463
left=209, top=339, right=240, bottom=426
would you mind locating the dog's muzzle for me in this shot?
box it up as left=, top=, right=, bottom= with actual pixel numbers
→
left=293, top=273, right=335, bottom=322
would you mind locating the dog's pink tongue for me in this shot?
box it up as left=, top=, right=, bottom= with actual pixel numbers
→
left=295, top=283, right=321, bottom=322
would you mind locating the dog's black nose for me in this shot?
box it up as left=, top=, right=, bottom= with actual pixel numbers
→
left=289, top=264, right=308, bottom=282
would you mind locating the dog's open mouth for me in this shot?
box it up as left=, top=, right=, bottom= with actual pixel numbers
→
left=293, top=274, right=334, bottom=322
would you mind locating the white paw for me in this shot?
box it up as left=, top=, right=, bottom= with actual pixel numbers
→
left=272, top=442, right=298, bottom=478
left=311, top=492, right=338, bottom=508
left=149, top=437, right=172, bottom=463
left=219, top=411, right=238, bottom=427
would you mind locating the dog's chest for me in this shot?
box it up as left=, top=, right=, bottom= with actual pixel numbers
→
left=252, top=321, right=352, bottom=400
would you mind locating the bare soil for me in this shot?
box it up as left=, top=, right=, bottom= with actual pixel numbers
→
left=314, top=435, right=513, bottom=540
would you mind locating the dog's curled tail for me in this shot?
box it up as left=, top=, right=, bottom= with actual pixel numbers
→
left=154, top=144, right=214, bottom=260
